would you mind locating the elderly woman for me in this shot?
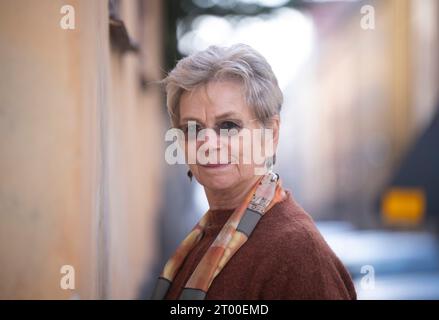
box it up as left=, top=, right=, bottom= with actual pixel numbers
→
left=152, top=44, right=356, bottom=300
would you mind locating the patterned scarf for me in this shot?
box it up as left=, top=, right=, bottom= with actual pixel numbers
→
left=151, top=171, right=285, bottom=300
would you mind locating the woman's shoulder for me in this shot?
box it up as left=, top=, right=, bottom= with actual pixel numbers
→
left=254, top=189, right=357, bottom=299
left=259, top=190, right=323, bottom=244
left=259, top=189, right=341, bottom=262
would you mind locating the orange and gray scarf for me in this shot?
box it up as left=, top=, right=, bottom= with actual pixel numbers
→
left=151, top=171, right=285, bottom=300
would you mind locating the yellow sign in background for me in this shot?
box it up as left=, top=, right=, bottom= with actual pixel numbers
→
left=382, top=187, right=426, bottom=225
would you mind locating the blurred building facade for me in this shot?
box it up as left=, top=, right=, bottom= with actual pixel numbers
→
left=0, top=0, right=164, bottom=299
left=278, top=0, right=439, bottom=227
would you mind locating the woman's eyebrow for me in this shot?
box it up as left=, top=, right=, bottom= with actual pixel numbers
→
left=214, top=112, right=242, bottom=121
left=180, top=112, right=242, bottom=126
left=179, top=117, right=204, bottom=125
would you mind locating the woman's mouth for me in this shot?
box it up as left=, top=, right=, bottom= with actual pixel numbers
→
left=199, top=163, right=231, bottom=169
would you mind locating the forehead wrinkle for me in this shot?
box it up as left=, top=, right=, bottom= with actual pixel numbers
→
left=180, top=80, right=251, bottom=126
left=180, top=85, right=210, bottom=126
left=204, top=81, right=248, bottom=120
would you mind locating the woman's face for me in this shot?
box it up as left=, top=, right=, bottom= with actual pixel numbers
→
left=178, top=80, right=279, bottom=192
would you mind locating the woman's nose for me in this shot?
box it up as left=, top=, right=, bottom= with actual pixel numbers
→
left=202, top=128, right=221, bottom=149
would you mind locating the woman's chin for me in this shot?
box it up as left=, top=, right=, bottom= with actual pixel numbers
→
left=196, top=164, right=238, bottom=190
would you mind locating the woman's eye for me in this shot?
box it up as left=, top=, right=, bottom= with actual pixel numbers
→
left=183, top=124, right=203, bottom=133
left=219, top=121, right=241, bottom=131
left=181, top=126, right=190, bottom=134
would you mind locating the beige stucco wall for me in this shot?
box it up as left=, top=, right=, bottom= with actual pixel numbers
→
left=0, top=0, right=164, bottom=299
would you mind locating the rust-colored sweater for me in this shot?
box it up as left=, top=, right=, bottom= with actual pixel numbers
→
left=165, top=190, right=357, bottom=300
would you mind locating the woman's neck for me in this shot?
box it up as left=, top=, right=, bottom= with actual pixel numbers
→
left=204, top=175, right=260, bottom=211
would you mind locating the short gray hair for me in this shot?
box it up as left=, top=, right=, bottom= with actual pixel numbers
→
left=163, top=44, right=283, bottom=127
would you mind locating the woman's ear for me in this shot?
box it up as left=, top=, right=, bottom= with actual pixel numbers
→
left=269, top=115, right=280, bottom=154
left=261, top=115, right=280, bottom=160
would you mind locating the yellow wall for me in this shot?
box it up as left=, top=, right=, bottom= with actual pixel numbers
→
left=0, top=0, right=164, bottom=299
